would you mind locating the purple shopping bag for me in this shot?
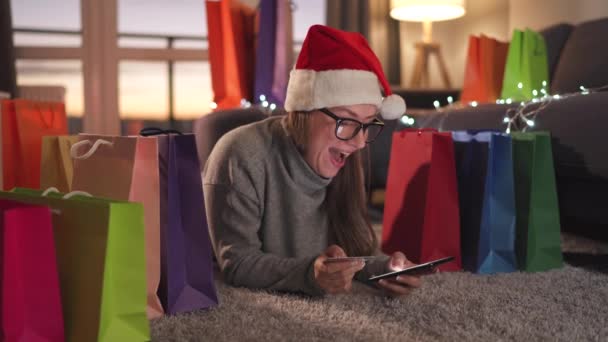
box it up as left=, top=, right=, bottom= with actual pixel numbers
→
left=142, top=128, right=218, bottom=314
left=254, top=0, right=277, bottom=104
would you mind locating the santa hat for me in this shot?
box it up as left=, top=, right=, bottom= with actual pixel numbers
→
left=284, top=25, right=406, bottom=120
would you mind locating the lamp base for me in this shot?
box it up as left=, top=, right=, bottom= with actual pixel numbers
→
left=410, top=42, right=452, bottom=89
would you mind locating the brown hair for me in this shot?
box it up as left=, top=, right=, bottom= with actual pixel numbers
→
left=283, top=111, right=378, bottom=256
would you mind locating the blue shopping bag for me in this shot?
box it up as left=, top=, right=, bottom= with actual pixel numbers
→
left=453, top=131, right=517, bottom=274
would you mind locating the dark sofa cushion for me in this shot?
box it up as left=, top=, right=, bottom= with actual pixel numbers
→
left=551, top=17, right=608, bottom=94
left=539, top=23, right=574, bottom=82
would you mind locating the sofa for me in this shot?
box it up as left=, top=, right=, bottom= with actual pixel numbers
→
left=409, top=17, right=608, bottom=231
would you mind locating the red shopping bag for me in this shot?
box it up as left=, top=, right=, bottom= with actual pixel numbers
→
left=1, top=99, right=67, bottom=190
left=460, top=35, right=509, bottom=103
left=381, top=129, right=462, bottom=271
left=206, top=0, right=256, bottom=109
left=0, top=200, right=64, bottom=341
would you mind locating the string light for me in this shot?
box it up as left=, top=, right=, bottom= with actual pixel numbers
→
left=433, top=100, right=440, bottom=109
left=400, top=115, right=415, bottom=126
left=447, top=96, right=454, bottom=104
left=269, top=103, right=277, bottom=111
left=502, top=84, right=608, bottom=133
left=210, top=102, right=218, bottom=109
left=517, top=82, right=523, bottom=89
left=259, top=94, right=266, bottom=102
left=471, top=101, right=478, bottom=107
left=505, top=98, right=512, bottom=104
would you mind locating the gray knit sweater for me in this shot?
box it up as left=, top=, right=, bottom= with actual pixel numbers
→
left=203, top=116, right=388, bottom=296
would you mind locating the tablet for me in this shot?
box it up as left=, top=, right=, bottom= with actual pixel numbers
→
left=368, top=256, right=455, bottom=281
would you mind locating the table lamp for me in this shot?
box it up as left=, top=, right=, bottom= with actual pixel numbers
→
left=390, top=0, right=466, bottom=89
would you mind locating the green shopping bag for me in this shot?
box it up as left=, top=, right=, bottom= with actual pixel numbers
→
left=511, top=132, right=563, bottom=272
left=0, top=188, right=150, bottom=342
left=500, top=29, right=549, bottom=101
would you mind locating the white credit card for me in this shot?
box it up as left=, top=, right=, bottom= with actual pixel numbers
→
left=324, top=256, right=376, bottom=264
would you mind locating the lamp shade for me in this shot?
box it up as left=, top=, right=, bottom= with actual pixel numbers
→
left=390, top=0, right=466, bottom=22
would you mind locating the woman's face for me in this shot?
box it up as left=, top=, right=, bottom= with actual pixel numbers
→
left=304, top=103, right=378, bottom=178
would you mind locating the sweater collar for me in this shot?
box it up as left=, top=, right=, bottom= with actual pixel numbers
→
left=275, top=117, right=332, bottom=192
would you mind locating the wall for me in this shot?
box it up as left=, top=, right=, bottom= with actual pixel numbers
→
left=397, top=0, right=509, bottom=89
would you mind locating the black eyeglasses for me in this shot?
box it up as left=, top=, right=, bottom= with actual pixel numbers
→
left=319, top=108, right=385, bottom=143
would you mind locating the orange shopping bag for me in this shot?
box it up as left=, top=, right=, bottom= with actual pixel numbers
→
left=71, top=135, right=163, bottom=319
left=206, top=0, right=256, bottom=109
left=1, top=99, right=67, bottom=190
left=460, top=35, right=509, bottom=103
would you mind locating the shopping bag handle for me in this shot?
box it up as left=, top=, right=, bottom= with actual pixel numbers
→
left=400, top=128, right=438, bottom=137
left=41, top=187, right=93, bottom=199
left=140, top=127, right=183, bottom=136
left=70, top=139, right=113, bottom=160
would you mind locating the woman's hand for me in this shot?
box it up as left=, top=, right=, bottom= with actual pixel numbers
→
left=313, top=245, right=365, bottom=294
left=377, top=252, right=422, bottom=297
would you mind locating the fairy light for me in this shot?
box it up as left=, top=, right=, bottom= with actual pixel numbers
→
left=433, top=100, right=440, bottom=109
left=532, top=89, right=538, bottom=97
left=269, top=103, right=277, bottom=111
left=447, top=96, right=453, bottom=104
left=517, top=82, right=523, bottom=89
left=542, top=80, right=547, bottom=87
left=502, top=84, right=608, bottom=134
left=506, top=98, right=512, bottom=104
left=210, top=102, right=218, bottom=109
left=262, top=101, right=269, bottom=107
left=259, top=94, right=266, bottom=102
left=471, top=101, right=478, bottom=107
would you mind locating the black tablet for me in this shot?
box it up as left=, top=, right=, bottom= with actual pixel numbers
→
left=368, top=256, right=455, bottom=281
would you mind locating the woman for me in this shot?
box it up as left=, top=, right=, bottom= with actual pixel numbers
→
left=203, top=25, right=421, bottom=296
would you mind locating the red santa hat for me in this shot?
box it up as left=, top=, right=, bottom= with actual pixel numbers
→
left=284, top=25, right=406, bottom=120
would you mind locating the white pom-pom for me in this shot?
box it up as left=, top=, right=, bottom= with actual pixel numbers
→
left=380, top=94, right=406, bottom=120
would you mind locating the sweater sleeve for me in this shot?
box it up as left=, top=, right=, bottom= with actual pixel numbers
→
left=203, top=182, right=325, bottom=296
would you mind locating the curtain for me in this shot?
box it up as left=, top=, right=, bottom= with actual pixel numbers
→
left=326, top=0, right=369, bottom=38
left=325, top=0, right=400, bottom=86
left=0, top=0, right=17, bottom=97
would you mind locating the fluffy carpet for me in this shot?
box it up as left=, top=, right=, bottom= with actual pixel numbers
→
left=151, top=233, right=608, bottom=341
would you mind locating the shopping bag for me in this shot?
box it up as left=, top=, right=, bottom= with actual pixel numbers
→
left=511, top=132, right=563, bottom=272
left=0, top=188, right=150, bottom=341
left=40, top=135, right=79, bottom=192
left=270, top=0, right=294, bottom=105
left=14, top=99, right=68, bottom=189
left=71, top=135, right=163, bottom=319
left=1, top=99, right=19, bottom=190
left=460, top=35, right=509, bottom=103
left=206, top=0, right=256, bottom=109
left=254, top=0, right=277, bottom=103
left=0, top=200, right=64, bottom=342
left=453, top=131, right=517, bottom=274
left=500, top=29, right=549, bottom=101
left=382, top=128, right=462, bottom=271
left=140, top=128, right=218, bottom=314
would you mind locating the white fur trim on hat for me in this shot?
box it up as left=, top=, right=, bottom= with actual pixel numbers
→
left=380, top=94, right=406, bottom=120
left=284, top=69, right=383, bottom=112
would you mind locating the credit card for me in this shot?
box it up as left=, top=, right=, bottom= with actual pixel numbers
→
left=324, top=256, right=376, bottom=263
